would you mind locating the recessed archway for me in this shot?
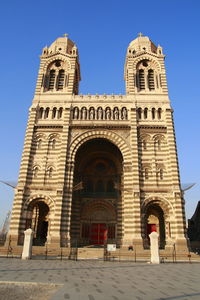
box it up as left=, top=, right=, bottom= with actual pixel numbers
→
left=143, top=202, right=166, bottom=249
left=26, top=200, right=50, bottom=246
left=70, top=138, right=123, bottom=246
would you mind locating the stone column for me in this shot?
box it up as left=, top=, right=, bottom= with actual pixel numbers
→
left=22, top=228, right=33, bottom=260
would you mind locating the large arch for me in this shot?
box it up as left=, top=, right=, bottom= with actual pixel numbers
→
left=69, top=130, right=131, bottom=163
left=141, top=197, right=174, bottom=249
left=23, top=195, right=55, bottom=246
left=70, top=137, right=124, bottom=246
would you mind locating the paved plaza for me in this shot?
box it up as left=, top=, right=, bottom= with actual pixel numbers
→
left=0, top=258, right=200, bottom=300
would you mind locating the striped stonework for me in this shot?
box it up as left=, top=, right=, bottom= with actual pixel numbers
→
left=7, top=35, right=188, bottom=253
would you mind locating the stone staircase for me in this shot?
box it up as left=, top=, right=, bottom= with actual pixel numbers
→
left=77, top=248, right=104, bottom=260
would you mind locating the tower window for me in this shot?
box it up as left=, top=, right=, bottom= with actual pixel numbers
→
left=158, top=108, right=162, bottom=119
left=139, top=69, right=145, bottom=90
left=44, top=107, right=50, bottom=119
left=57, top=70, right=65, bottom=90
left=48, top=70, right=56, bottom=90
left=148, top=69, right=155, bottom=90
left=38, top=107, right=44, bottom=119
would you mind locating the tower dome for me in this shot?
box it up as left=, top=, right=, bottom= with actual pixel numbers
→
left=42, top=35, right=77, bottom=56
left=127, top=34, right=158, bottom=55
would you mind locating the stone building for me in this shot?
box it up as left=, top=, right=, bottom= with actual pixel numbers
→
left=8, top=34, right=188, bottom=251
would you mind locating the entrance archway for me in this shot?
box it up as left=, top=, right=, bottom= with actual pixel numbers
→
left=81, top=200, right=116, bottom=245
left=26, top=200, right=49, bottom=245
left=70, top=138, right=123, bottom=246
left=144, top=203, right=166, bottom=249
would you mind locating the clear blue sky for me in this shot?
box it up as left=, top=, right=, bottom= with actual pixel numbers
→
left=0, top=0, right=200, bottom=227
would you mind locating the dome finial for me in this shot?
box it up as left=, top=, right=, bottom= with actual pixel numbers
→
left=63, top=33, right=68, bottom=37
left=138, top=32, right=143, bottom=37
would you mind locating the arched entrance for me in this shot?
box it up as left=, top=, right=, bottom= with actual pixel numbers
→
left=70, top=138, right=123, bottom=246
left=26, top=200, right=49, bottom=245
left=81, top=200, right=116, bottom=245
left=144, top=202, right=166, bottom=249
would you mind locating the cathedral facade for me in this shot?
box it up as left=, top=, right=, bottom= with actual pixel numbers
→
left=8, top=34, right=187, bottom=251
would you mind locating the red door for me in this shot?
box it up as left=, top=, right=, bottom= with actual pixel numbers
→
left=147, top=224, right=157, bottom=235
left=90, top=223, right=107, bottom=245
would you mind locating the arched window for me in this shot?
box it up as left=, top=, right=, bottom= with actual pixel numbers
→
left=52, top=107, right=57, bottom=119
left=47, top=167, right=53, bottom=178
left=144, top=168, right=149, bottom=180
left=57, top=107, right=63, bottom=119
left=33, top=166, right=39, bottom=178
left=49, top=138, right=56, bottom=150
left=57, top=70, right=65, bottom=90
left=38, top=107, right=44, bottom=119
left=52, top=139, right=56, bottom=149
left=154, top=136, right=163, bottom=151
left=107, top=180, right=114, bottom=192
left=143, top=140, right=147, bottom=151
left=148, top=69, right=155, bottom=90
left=44, top=107, right=50, bottom=119
left=157, top=139, right=161, bottom=151
left=96, top=180, right=104, bottom=192
left=37, top=139, right=42, bottom=150
left=137, top=108, right=142, bottom=119
left=158, top=108, right=162, bottom=119
left=152, top=108, right=155, bottom=119
left=48, top=70, right=56, bottom=90
left=160, top=169, right=164, bottom=180
left=144, top=108, right=148, bottom=119
left=86, top=180, right=94, bottom=192
left=139, top=69, right=145, bottom=90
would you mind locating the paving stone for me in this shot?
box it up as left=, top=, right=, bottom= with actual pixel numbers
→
left=1, top=258, right=200, bottom=300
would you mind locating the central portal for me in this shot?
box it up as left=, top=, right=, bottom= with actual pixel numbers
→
left=70, top=138, right=123, bottom=246
left=91, top=223, right=107, bottom=245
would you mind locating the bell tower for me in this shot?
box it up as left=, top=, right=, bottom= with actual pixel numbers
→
left=35, top=35, right=81, bottom=95
left=124, top=34, right=168, bottom=96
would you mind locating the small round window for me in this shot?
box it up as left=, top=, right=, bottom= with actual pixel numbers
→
left=142, top=60, right=148, bottom=67
left=55, top=60, right=61, bottom=67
